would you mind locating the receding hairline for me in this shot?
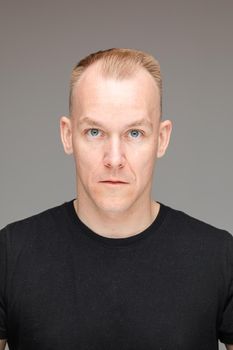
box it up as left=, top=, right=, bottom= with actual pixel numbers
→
left=72, top=60, right=160, bottom=97
left=69, top=48, right=163, bottom=118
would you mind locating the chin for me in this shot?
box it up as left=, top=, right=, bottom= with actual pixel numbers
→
left=94, top=196, right=133, bottom=213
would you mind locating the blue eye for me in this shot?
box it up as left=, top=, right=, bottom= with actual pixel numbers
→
left=129, top=130, right=142, bottom=138
left=87, top=128, right=100, bottom=137
left=86, top=128, right=143, bottom=139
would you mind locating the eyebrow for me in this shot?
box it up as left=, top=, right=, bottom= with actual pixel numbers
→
left=78, top=116, right=153, bottom=129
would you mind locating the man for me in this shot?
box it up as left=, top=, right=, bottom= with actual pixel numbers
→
left=0, top=48, right=232, bottom=350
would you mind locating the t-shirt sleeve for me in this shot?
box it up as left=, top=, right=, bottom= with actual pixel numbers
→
left=218, top=231, right=233, bottom=345
left=0, top=226, right=8, bottom=339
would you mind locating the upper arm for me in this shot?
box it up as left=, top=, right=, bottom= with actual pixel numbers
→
left=226, top=344, right=233, bottom=350
left=0, top=339, right=7, bottom=350
left=0, top=228, right=7, bottom=349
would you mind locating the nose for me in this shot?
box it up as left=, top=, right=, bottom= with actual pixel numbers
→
left=103, top=136, right=126, bottom=169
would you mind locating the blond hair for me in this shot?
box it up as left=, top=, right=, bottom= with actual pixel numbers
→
left=69, top=48, right=162, bottom=118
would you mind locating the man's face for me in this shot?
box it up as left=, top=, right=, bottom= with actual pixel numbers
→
left=61, top=64, right=170, bottom=214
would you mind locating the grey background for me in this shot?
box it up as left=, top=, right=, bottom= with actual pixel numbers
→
left=0, top=1, right=232, bottom=349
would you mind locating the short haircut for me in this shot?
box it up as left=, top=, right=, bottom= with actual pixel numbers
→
left=69, top=48, right=162, bottom=118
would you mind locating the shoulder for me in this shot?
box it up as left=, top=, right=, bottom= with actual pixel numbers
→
left=0, top=200, right=69, bottom=249
left=0, top=200, right=73, bottom=283
left=163, top=202, right=232, bottom=246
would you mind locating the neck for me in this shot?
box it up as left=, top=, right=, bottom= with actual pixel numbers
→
left=73, top=197, right=160, bottom=239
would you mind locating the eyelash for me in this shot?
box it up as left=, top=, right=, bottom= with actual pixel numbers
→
left=85, top=128, right=144, bottom=139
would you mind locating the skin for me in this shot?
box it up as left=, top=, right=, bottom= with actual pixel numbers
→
left=0, top=340, right=6, bottom=350
left=60, top=62, right=172, bottom=238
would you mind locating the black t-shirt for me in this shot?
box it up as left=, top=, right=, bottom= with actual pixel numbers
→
left=0, top=198, right=233, bottom=350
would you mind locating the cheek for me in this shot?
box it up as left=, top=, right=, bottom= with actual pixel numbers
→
left=130, top=144, right=157, bottom=174
left=73, top=135, right=102, bottom=156
left=72, top=139, right=101, bottom=176
left=72, top=135, right=157, bottom=178
left=139, top=155, right=156, bottom=180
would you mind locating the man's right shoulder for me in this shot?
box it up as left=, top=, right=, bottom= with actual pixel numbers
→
left=0, top=200, right=68, bottom=242
left=0, top=200, right=71, bottom=280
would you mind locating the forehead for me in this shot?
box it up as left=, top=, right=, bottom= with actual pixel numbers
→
left=71, top=62, right=160, bottom=119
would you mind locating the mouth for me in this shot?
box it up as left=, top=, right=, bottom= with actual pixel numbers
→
left=100, top=181, right=128, bottom=185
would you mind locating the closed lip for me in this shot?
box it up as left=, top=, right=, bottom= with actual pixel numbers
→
left=100, top=180, right=128, bottom=183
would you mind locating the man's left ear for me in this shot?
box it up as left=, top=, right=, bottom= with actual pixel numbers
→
left=156, top=120, right=172, bottom=158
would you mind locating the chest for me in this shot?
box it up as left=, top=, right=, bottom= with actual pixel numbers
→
left=7, top=238, right=220, bottom=350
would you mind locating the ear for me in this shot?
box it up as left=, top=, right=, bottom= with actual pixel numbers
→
left=60, top=116, right=73, bottom=155
left=157, top=119, right=173, bottom=158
